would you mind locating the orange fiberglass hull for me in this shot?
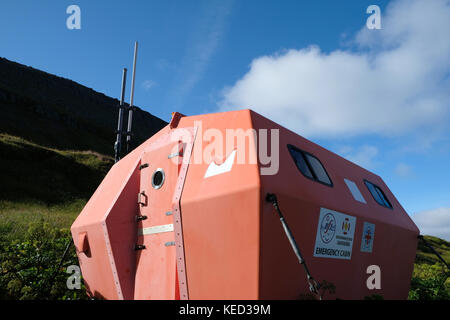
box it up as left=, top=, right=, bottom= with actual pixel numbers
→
left=71, top=109, right=419, bottom=300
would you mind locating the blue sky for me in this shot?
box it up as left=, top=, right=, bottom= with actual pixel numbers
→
left=1, top=0, right=449, bottom=239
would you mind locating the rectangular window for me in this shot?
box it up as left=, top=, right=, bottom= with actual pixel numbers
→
left=288, top=146, right=314, bottom=179
left=304, top=153, right=331, bottom=185
left=364, top=180, right=392, bottom=209
left=287, top=144, right=332, bottom=186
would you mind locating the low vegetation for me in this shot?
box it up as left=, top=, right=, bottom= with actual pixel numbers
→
left=0, top=221, right=87, bottom=300
left=408, top=261, right=449, bottom=300
left=409, top=235, right=450, bottom=300
left=0, top=134, right=110, bottom=299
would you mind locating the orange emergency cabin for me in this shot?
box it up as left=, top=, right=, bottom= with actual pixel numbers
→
left=71, top=109, right=419, bottom=300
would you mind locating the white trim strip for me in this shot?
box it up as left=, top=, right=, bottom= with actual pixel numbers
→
left=138, top=224, right=174, bottom=236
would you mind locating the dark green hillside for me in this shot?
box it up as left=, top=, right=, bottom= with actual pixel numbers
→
left=0, top=57, right=166, bottom=243
left=0, top=134, right=113, bottom=205
left=0, top=57, right=167, bottom=155
left=416, top=236, right=450, bottom=265
left=0, top=133, right=114, bottom=242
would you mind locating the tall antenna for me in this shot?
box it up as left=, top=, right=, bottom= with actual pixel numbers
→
left=126, top=41, right=138, bottom=154
left=114, top=68, right=127, bottom=163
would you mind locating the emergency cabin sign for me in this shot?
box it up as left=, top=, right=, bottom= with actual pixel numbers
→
left=313, top=208, right=356, bottom=260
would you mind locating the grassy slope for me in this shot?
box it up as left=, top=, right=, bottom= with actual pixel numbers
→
left=0, top=134, right=113, bottom=240
left=416, top=235, right=450, bottom=265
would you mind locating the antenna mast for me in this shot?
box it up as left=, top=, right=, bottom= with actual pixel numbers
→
left=126, top=41, right=138, bottom=154
left=114, top=68, right=127, bottom=163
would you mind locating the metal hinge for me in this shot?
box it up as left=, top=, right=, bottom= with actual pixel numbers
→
left=138, top=192, right=148, bottom=206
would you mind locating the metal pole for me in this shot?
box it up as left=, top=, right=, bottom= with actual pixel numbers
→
left=126, top=41, right=138, bottom=154
left=114, top=68, right=127, bottom=163
left=266, top=193, right=322, bottom=299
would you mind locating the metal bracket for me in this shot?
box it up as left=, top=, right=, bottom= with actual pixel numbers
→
left=138, top=192, right=148, bottom=206
left=168, top=151, right=183, bottom=159
left=139, top=163, right=149, bottom=170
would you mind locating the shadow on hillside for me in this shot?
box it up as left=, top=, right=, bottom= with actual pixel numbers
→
left=0, top=136, right=113, bottom=205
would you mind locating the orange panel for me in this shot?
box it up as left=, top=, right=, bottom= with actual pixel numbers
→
left=180, top=110, right=261, bottom=299
left=72, top=109, right=419, bottom=300
left=252, top=111, right=419, bottom=299
left=134, top=138, right=180, bottom=299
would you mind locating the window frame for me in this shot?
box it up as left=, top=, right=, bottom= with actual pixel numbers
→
left=363, top=179, right=393, bottom=209
left=287, top=144, right=333, bottom=187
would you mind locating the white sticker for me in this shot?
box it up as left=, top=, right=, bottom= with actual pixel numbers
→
left=313, top=208, right=356, bottom=260
left=344, top=178, right=367, bottom=204
left=204, top=150, right=236, bottom=178
left=360, top=222, right=376, bottom=253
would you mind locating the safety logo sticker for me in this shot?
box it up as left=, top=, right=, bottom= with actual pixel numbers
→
left=313, top=208, right=356, bottom=260
left=360, top=222, right=376, bottom=253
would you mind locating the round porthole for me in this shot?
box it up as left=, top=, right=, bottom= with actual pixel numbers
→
left=152, top=168, right=165, bottom=190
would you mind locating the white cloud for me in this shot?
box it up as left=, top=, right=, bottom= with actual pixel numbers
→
left=172, top=0, right=233, bottom=107
left=142, top=80, right=156, bottom=91
left=156, top=59, right=175, bottom=72
left=412, top=207, right=450, bottom=241
left=395, top=162, right=413, bottom=177
left=218, top=0, right=450, bottom=139
left=336, top=145, right=379, bottom=169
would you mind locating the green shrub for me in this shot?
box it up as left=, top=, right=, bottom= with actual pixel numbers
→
left=0, top=220, right=88, bottom=300
left=408, top=262, right=450, bottom=300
